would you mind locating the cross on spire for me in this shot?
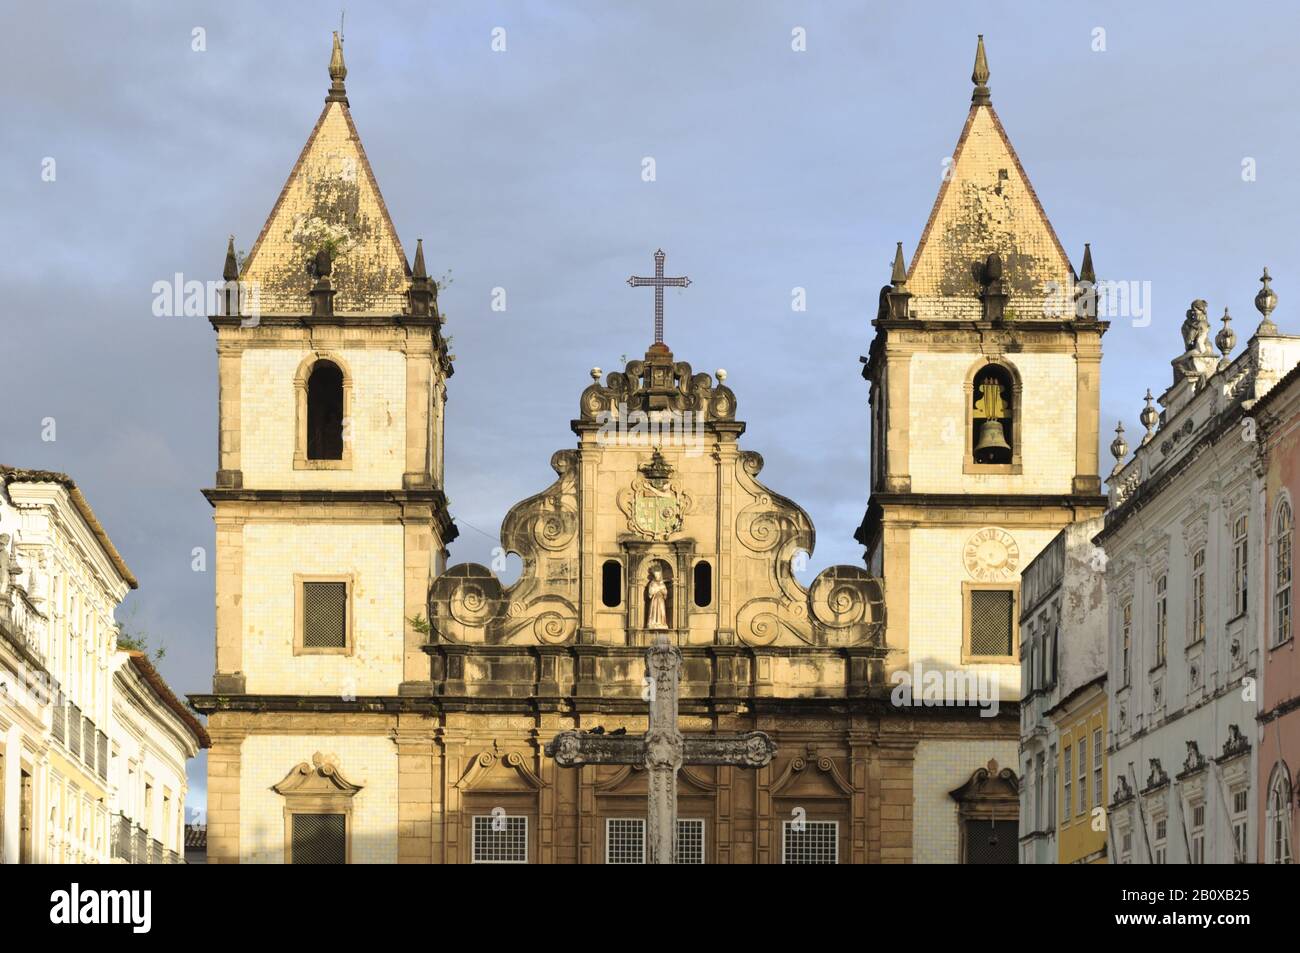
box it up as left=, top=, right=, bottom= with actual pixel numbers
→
left=627, top=249, right=691, bottom=346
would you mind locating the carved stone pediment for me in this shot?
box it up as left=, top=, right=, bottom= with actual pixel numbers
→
left=273, top=752, right=363, bottom=797
left=578, top=349, right=736, bottom=423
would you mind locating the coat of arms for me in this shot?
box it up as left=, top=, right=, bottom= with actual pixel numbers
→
left=619, top=449, right=689, bottom=540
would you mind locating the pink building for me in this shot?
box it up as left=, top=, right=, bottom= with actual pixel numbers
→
left=1257, top=360, right=1300, bottom=864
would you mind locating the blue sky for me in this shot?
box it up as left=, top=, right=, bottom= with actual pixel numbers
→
left=2, top=0, right=1296, bottom=816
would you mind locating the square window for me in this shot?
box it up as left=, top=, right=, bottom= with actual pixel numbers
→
left=472, top=815, right=528, bottom=864
left=966, top=587, right=1016, bottom=660
left=782, top=820, right=838, bottom=864
left=290, top=813, right=346, bottom=864
left=677, top=819, right=705, bottom=865
left=605, top=818, right=645, bottom=864
left=295, top=576, right=352, bottom=654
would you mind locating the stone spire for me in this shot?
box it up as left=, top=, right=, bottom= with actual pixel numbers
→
left=412, top=238, right=428, bottom=280
left=222, top=235, right=239, bottom=282
left=327, top=30, right=348, bottom=104
left=1255, top=267, right=1279, bottom=337
left=891, top=241, right=907, bottom=285
left=1079, top=243, right=1095, bottom=285
left=408, top=238, right=437, bottom=318
left=222, top=235, right=239, bottom=316
left=1076, top=243, right=1097, bottom=320
left=971, top=35, right=991, bottom=105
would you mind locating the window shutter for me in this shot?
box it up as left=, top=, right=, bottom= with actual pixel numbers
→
left=290, top=813, right=346, bottom=864
left=302, top=582, right=347, bottom=648
left=969, top=590, right=1013, bottom=656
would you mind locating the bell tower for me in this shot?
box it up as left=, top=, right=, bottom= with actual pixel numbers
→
left=856, top=37, right=1107, bottom=862
left=198, top=33, right=455, bottom=864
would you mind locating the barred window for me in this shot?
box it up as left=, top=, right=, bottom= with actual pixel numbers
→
left=963, top=819, right=1017, bottom=864
left=605, top=818, right=645, bottom=864
left=472, top=815, right=528, bottom=864
left=290, top=812, right=346, bottom=864
left=301, top=581, right=348, bottom=650
left=782, top=820, right=838, bottom=864
left=677, top=818, right=705, bottom=864
left=968, top=589, right=1014, bottom=658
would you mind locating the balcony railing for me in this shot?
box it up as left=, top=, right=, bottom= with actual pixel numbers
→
left=133, top=824, right=146, bottom=864
left=111, top=813, right=133, bottom=862
left=0, top=584, right=47, bottom=665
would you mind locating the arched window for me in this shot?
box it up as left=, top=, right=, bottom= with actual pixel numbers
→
left=601, top=559, right=622, bottom=608
left=971, top=364, right=1013, bottom=465
left=307, top=361, right=345, bottom=460
left=1267, top=764, right=1292, bottom=864
left=1276, top=501, right=1293, bottom=646
left=693, top=560, right=712, bottom=608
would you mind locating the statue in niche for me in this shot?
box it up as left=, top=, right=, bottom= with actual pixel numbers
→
left=646, top=566, right=669, bottom=630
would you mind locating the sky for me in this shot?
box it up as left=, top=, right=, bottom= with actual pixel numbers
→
left=2, top=0, right=1297, bottom=817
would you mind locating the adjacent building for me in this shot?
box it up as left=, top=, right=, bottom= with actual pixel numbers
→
left=109, top=650, right=209, bottom=864
left=1099, top=286, right=1300, bottom=863
left=1252, top=360, right=1300, bottom=863
left=0, top=466, right=205, bottom=864
left=1017, top=517, right=1107, bottom=863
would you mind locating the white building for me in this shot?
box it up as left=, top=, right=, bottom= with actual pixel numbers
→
left=1017, top=516, right=1107, bottom=863
left=1098, top=285, right=1300, bottom=863
left=0, top=465, right=204, bottom=864
left=108, top=650, right=207, bottom=864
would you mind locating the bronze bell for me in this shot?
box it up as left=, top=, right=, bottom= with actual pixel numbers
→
left=974, top=418, right=1011, bottom=458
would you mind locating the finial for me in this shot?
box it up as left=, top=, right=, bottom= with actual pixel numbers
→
left=327, top=31, right=348, bottom=103
left=1140, top=390, right=1159, bottom=444
left=1079, top=243, right=1095, bottom=285
left=1110, top=421, right=1128, bottom=465
left=716, top=369, right=727, bottom=383
left=590, top=367, right=602, bottom=381
left=890, top=242, right=907, bottom=286
left=223, top=235, right=238, bottom=282
left=412, top=238, right=427, bottom=279
left=1256, top=267, right=1279, bottom=336
left=971, top=35, right=991, bottom=105
left=1216, top=307, right=1236, bottom=359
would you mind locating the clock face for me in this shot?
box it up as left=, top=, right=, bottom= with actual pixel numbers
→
left=964, top=528, right=1020, bottom=581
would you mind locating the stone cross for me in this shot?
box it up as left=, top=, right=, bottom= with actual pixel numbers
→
left=627, top=249, right=691, bottom=346
left=545, top=634, right=776, bottom=863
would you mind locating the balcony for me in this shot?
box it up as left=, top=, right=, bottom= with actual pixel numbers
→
left=0, top=583, right=47, bottom=666
left=111, top=813, right=133, bottom=862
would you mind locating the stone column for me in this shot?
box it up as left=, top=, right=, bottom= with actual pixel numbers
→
left=206, top=719, right=243, bottom=864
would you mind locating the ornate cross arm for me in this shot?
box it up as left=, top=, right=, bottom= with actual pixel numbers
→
left=543, top=729, right=776, bottom=769
left=683, top=731, right=776, bottom=767
left=545, top=731, right=644, bottom=767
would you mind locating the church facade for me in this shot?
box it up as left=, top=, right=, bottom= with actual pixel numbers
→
left=194, top=34, right=1101, bottom=863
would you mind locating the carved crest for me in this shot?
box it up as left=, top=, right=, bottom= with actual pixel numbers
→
left=618, top=450, right=690, bottom=540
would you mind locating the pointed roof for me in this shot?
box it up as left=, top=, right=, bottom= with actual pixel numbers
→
left=905, top=36, right=1074, bottom=320
left=239, top=33, right=412, bottom=316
